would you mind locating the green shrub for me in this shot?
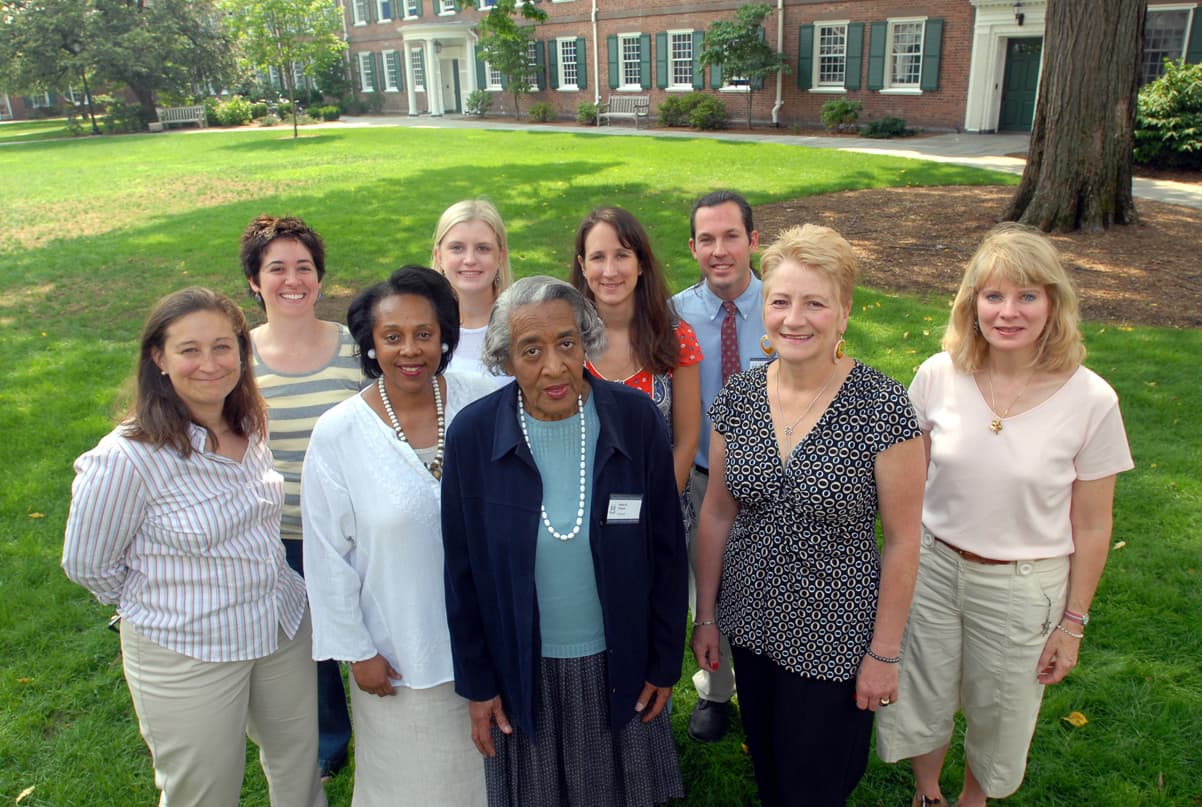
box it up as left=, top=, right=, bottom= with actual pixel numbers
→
left=576, top=101, right=599, bottom=125
left=1134, top=59, right=1202, bottom=169
left=214, top=95, right=253, bottom=127
left=98, top=96, right=149, bottom=133
left=820, top=98, right=862, bottom=132
left=689, top=95, right=729, bottom=131
left=258, top=114, right=281, bottom=127
left=659, top=92, right=707, bottom=127
left=249, top=101, right=269, bottom=120
left=314, top=105, right=341, bottom=121
left=277, top=101, right=294, bottom=117
left=341, top=96, right=369, bottom=116
left=365, top=92, right=385, bottom=114
left=203, top=96, right=221, bottom=126
left=528, top=101, right=556, bottom=123
left=465, top=90, right=493, bottom=117
left=862, top=116, right=915, bottom=139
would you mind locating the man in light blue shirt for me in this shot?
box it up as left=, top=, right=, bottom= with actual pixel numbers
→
left=671, top=190, right=766, bottom=743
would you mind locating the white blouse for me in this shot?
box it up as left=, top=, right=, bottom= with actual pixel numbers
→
left=302, top=372, right=495, bottom=689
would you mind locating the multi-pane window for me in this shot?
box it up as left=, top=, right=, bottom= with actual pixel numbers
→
left=351, top=0, right=370, bottom=25
left=292, top=62, right=308, bottom=91
left=479, top=0, right=496, bottom=8
left=357, top=52, right=376, bottom=92
left=620, top=34, right=641, bottom=88
left=438, top=0, right=455, bottom=14
left=402, top=0, right=417, bottom=17
left=487, top=63, right=504, bottom=90
left=526, top=41, right=539, bottom=86
left=887, top=20, right=923, bottom=88
left=558, top=39, right=579, bottom=88
left=410, top=48, right=426, bottom=92
left=669, top=31, right=693, bottom=87
left=383, top=50, right=402, bottom=91
left=817, top=23, right=848, bottom=86
left=1141, top=8, right=1192, bottom=85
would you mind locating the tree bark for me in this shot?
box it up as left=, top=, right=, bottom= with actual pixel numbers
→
left=1004, top=0, right=1146, bottom=232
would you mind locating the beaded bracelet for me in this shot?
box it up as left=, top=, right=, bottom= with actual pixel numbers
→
left=1055, top=623, right=1085, bottom=639
left=865, top=648, right=902, bottom=664
left=693, top=618, right=717, bottom=627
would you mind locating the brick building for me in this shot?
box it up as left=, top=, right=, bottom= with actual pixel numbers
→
left=338, top=0, right=1202, bottom=132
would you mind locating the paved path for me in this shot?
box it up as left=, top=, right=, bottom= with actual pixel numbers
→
left=340, top=114, right=1202, bottom=210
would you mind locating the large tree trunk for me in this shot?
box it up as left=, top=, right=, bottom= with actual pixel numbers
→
left=1004, top=0, right=1146, bottom=232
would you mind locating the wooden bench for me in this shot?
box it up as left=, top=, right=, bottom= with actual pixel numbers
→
left=150, top=105, right=207, bottom=131
left=597, top=94, right=650, bottom=129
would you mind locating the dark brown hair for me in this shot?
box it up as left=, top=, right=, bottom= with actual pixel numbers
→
left=570, top=206, right=679, bottom=375
left=125, top=287, right=266, bottom=457
left=239, top=215, right=327, bottom=309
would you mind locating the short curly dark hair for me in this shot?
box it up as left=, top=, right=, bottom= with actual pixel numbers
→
left=346, top=265, right=461, bottom=378
left=238, top=215, right=327, bottom=309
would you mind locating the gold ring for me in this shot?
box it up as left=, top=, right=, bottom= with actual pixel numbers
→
left=879, top=698, right=892, bottom=706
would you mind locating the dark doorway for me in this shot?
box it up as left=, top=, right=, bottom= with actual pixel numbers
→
left=999, top=38, right=1042, bottom=132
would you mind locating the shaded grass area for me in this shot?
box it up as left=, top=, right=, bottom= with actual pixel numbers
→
left=0, top=117, right=75, bottom=144
left=2, top=126, right=1197, bottom=806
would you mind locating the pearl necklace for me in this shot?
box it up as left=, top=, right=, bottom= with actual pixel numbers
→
left=378, top=375, right=445, bottom=479
left=517, top=390, right=587, bottom=542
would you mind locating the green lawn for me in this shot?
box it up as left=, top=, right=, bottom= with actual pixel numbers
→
left=1, top=124, right=1198, bottom=806
left=0, top=117, right=76, bottom=144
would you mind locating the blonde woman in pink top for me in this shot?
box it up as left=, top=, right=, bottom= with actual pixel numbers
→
left=875, top=224, right=1134, bottom=807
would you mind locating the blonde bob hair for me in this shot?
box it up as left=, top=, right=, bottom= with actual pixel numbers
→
left=430, top=198, right=513, bottom=294
left=944, top=222, right=1085, bottom=373
left=759, top=223, right=859, bottom=310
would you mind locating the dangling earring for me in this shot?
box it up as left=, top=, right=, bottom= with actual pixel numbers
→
left=367, top=348, right=377, bottom=360
left=254, top=292, right=263, bottom=305
left=973, top=319, right=981, bottom=334
left=318, top=290, right=324, bottom=301
left=759, top=334, right=775, bottom=357
left=833, top=334, right=846, bottom=362
left=440, top=343, right=449, bottom=354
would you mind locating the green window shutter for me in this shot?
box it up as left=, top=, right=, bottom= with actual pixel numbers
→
left=377, top=52, right=386, bottom=91
left=535, top=40, right=546, bottom=90
left=414, top=0, right=422, bottom=17
left=656, top=32, right=668, bottom=89
left=797, top=25, right=814, bottom=90
left=576, top=37, right=588, bottom=90
left=693, top=31, right=705, bottom=89
left=607, top=35, right=619, bottom=89
left=549, top=40, right=559, bottom=90
left=920, top=18, right=943, bottom=91
left=1186, top=12, right=1202, bottom=62
left=845, top=23, right=864, bottom=90
left=476, top=56, right=486, bottom=89
left=640, top=33, right=651, bottom=89
left=752, top=26, right=766, bottom=89
left=711, top=63, right=723, bottom=89
left=868, top=21, right=887, bottom=90
left=396, top=52, right=405, bottom=91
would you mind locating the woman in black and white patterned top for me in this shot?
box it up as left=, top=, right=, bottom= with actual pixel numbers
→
left=691, top=224, right=926, bottom=807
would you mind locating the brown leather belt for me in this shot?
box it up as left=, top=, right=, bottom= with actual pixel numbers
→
left=934, top=536, right=1010, bottom=566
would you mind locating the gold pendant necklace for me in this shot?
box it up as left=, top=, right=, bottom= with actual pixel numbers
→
left=986, top=365, right=1036, bottom=435
left=777, top=362, right=840, bottom=453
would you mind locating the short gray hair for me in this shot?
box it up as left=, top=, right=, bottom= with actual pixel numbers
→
left=482, top=276, right=607, bottom=373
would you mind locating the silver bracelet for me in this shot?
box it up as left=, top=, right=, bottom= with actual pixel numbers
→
left=693, top=618, right=717, bottom=627
left=865, top=648, right=902, bottom=664
left=1055, top=623, right=1085, bottom=639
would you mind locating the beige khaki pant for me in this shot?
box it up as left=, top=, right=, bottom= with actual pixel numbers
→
left=120, top=610, right=326, bottom=807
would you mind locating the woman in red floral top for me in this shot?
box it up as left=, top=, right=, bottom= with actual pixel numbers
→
left=570, top=206, right=703, bottom=497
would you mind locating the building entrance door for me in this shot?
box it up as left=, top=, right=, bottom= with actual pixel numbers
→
left=440, top=58, right=461, bottom=113
left=998, top=38, right=1042, bottom=132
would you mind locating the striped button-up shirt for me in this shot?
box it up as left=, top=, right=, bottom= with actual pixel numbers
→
left=63, top=423, right=307, bottom=662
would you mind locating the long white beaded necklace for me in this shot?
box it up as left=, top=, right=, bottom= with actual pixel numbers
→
left=377, top=375, right=445, bottom=479
left=517, top=390, right=587, bottom=542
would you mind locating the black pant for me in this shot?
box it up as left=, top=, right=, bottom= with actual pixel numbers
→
left=731, top=645, right=873, bottom=807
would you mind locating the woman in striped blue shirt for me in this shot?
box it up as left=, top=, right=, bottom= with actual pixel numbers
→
left=63, top=287, right=326, bottom=807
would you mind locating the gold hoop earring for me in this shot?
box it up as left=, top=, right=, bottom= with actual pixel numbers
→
left=833, top=335, right=846, bottom=362
left=760, top=334, right=775, bottom=356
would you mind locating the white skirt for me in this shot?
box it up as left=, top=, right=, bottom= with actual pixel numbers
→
left=349, top=679, right=486, bottom=807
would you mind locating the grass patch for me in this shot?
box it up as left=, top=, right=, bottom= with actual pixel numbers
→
left=1, top=126, right=1197, bottom=806
left=0, top=117, right=76, bottom=144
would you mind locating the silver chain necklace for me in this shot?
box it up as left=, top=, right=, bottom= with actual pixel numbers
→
left=377, top=375, right=445, bottom=479
left=517, top=391, right=587, bottom=542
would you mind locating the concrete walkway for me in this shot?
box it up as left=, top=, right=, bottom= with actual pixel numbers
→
left=339, top=114, right=1202, bottom=210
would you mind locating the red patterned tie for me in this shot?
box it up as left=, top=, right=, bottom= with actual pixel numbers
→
left=721, top=301, right=739, bottom=382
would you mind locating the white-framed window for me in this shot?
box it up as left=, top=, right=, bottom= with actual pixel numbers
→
left=438, top=0, right=455, bottom=14
left=557, top=38, right=578, bottom=89
left=885, top=18, right=924, bottom=90
left=1142, top=5, right=1194, bottom=85
left=30, top=92, right=53, bottom=108
left=485, top=62, right=504, bottom=90
left=619, top=33, right=642, bottom=89
left=292, top=61, right=309, bottom=91
left=383, top=50, right=402, bottom=91
left=479, top=0, right=497, bottom=8
left=267, top=65, right=283, bottom=91
left=402, top=0, right=418, bottom=18
left=376, top=0, right=392, bottom=21
left=357, top=52, right=377, bottom=92
left=815, top=22, right=848, bottom=88
left=410, top=48, right=427, bottom=92
left=351, top=0, right=370, bottom=26
left=526, top=40, right=539, bottom=86
left=668, top=30, right=694, bottom=88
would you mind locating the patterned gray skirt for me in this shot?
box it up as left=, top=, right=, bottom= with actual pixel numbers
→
left=485, top=652, right=684, bottom=807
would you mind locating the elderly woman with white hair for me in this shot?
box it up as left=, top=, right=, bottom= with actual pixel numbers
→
left=441, top=276, right=688, bottom=807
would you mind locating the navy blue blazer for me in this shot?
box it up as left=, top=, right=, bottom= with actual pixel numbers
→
left=441, top=372, right=688, bottom=735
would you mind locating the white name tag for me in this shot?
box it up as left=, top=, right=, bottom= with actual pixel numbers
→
left=749, top=356, right=772, bottom=368
left=606, top=494, right=643, bottom=524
